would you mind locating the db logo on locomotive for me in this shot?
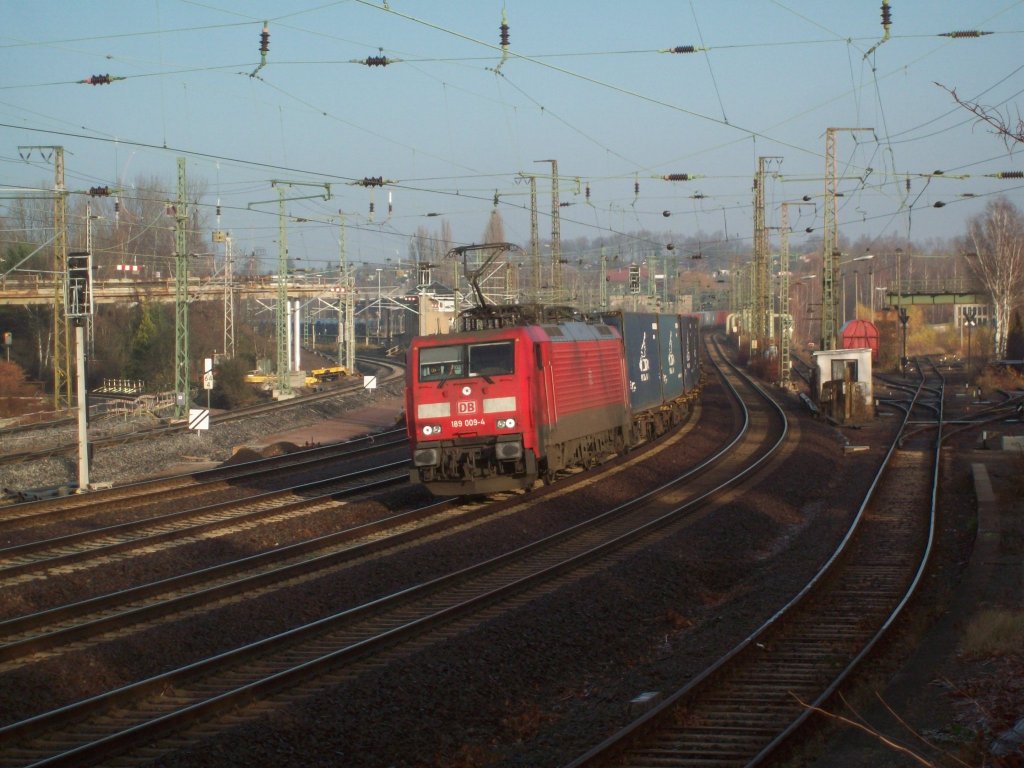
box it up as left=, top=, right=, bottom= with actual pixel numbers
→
left=457, top=401, right=477, bottom=414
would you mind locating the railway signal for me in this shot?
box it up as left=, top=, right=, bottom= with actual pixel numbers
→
left=66, top=251, right=92, bottom=319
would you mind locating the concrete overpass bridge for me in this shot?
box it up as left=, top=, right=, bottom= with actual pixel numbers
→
left=0, top=275, right=345, bottom=307
left=884, top=277, right=987, bottom=307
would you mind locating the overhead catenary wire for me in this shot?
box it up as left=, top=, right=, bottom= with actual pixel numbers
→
left=1, top=2, right=1019, bottom=267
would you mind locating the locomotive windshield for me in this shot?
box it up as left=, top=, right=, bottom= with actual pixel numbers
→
left=418, top=341, right=514, bottom=382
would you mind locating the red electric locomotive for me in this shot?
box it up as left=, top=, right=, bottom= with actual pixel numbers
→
left=405, top=243, right=701, bottom=497
left=405, top=317, right=630, bottom=496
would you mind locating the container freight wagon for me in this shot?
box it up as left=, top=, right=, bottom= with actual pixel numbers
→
left=405, top=321, right=630, bottom=496
left=599, top=311, right=697, bottom=442
left=690, top=309, right=730, bottom=329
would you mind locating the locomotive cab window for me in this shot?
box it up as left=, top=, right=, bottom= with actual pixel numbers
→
left=418, top=341, right=514, bottom=382
left=418, top=346, right=466, bottom=381
left=468, top=341, right=514, bottom=377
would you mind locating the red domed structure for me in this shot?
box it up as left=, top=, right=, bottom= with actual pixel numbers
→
left=840, top=319, right=879, bottom=361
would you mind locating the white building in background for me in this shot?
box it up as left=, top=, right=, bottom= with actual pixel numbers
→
left=956, top=303, right=990, bottom=327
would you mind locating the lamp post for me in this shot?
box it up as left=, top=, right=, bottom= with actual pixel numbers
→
left=854, top=269, right=860, bottom=319
left=868, top=262, right=874, bottom=315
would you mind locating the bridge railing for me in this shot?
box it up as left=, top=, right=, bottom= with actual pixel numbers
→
left=886, top=277, right=986, bottom=295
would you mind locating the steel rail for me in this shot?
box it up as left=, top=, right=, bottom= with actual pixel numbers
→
left=0, top=428, right=407, bottom=525
left=0, top=460, right=410, bottom=582
left=0, top=335, right=787, bottom=768
left=566, top=352, right=943, bottom=767
left=0, top=357, right=404, bottom=470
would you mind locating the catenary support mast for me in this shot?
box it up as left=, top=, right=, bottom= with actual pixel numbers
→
left=173, top=158, right=190, bottom=418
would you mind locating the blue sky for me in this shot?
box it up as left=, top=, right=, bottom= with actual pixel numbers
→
left=2, top=0, right=1023, bottom=272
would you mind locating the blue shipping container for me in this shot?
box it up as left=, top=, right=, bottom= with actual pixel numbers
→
left=600, top=312, right=664, bottom=412
left=658, top=314, right=685, bottom=400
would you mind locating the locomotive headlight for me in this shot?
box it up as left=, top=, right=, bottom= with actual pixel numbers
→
left=421, top=424, right=441, bottom=436
left=497, top=417, right=516, bottom=429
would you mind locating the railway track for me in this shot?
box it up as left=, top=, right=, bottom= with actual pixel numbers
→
left=565, top=357, right=946, bottom=767
left=0, top=454, right=411, bottom=588
left=0, top=427, right=408, bottom=534
left=0, top=493, right=468, bottom=665
left=0, top=357, right=404, bottom=471
left=0, top=334, right=788, bottom=767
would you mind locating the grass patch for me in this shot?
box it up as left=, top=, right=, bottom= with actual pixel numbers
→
left=961, top=609, right=1024, bottom=657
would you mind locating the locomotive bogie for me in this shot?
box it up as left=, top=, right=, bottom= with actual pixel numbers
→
left=411, top=436, right=537, bottom=496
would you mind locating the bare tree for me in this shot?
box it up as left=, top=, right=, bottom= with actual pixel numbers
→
left=937, top=82, right=1024, bottom=150
left=483, top=209, right=505, bottom=243
left=964, top=198, right=1024, bottom=358
left=406, top=221, right=456, bottom=288
left=940, top=84, right=1024, bottom=358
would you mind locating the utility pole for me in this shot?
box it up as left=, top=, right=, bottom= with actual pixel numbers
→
left=173, top=158, right=190, bottom=419
left=821, top=128, right=872, bottom=350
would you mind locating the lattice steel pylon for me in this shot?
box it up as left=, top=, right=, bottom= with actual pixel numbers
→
left=222, top=234, right=235, bottom=359
left=248, top=180, right=331, bottom=396
left=517, top=166, right=580, bottom=304
left=53, top=147, right=71, bottom=408
left=21, top=146, right=73, bottom=408
left=274, top=186, right=290, bottom=396
left=821, top=127, right=872, bottom=350
left=536, top=159, right=563, bottom=303
left=529, top=176, right=540, bottom=301
left=173, top=158, right=190, bottom=419
left=752, top=159, right=768, bottom=351
left=337, top=213, right=356, bottom=373
left=752, top=156, right=781, bottom=357
left=779, top=203, right=793, bottom=386
left=599, top=248, right=608, bottom=310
